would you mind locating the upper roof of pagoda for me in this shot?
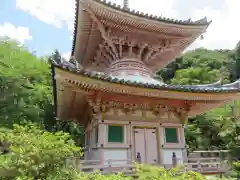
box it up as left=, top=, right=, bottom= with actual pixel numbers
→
left=72, top=0, right=211, bottom=72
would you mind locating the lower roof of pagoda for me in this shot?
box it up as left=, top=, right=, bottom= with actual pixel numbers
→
left=72, top=0, right=211, bottom=72
left=53, top=61, right=240, bottom=122
left=54, top=61, right=240, bottom=97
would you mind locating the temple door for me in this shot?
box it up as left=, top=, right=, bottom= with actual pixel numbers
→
left=134, top=128, right=158, bottom=164
left=145, top=128, right=158, bottom=164
left=134, top=128, right=146, bottom=163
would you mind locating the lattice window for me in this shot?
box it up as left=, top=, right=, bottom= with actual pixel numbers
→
left=108, top=125, right=124, bottom=143
left=165, top=128, right=179, bottom=143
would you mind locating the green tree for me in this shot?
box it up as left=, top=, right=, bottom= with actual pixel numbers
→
left=50, top=49, right=62, bottom=64
left=0, top=40, right=53, bottom=128
left=0, top=40, right=84, bottom=146
left=0, top=123, right=81, bottom=179
left=158, top=47, right=239, bottom=151
left=158, top=48, right=234, bottom=83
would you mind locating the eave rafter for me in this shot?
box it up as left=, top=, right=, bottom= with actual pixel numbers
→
left=81, top=1, right=119, bottom=59
left=171, top=107, right=189, bottom=124
left=94, top=43, right=111, bottom=67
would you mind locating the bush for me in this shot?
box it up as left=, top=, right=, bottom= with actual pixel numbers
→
left=42, top=164, right=236, bottom=180
left=232, top=161, right=240, bottom=178
left=0, top=123, right=236, bottom=180
left=0, top=123, right=82, bottom=179
left=135, top=164, right=205, bottom=180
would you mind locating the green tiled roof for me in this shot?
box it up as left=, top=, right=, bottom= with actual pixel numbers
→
left=53, top=61, right=240, bottom=93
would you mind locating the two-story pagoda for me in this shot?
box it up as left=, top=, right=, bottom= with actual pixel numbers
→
left=52, top=0, right=240, bottom=166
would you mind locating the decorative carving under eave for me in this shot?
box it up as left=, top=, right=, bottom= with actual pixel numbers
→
left=171, top=107, right=189, bottom=124
left=91, top=26, right=192, bottom=68
left=94, top=43, right=113, bottom=67
left=81, top=3, right=119, bottom=59
left=121, top=103, right=138, bottom=115
left=87, top=93, right=102, bottom=120
left=151, top=104, right=168, bottom=116
left=86, top=97, right=189, bottom=122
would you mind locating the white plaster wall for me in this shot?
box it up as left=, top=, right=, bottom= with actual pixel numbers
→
left=84, top=149, right=99, bottom=160
left=84, top=150, right=88, bottom=160
left=162, top=149, right=183, bottom=165
left=89, top=149, right=99, bottom=160
left=103, top=149, right=128, bottom=165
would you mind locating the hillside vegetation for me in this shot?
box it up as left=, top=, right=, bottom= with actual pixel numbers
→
left=1, top=40, right=240, bottom=151
left=0, top=40, right=240, bottom=179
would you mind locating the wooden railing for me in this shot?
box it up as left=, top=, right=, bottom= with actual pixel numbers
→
left=186, top=150, right=230, bottom=174
left=65, top=157, right=229, bottom=175
left=186, top=157, right=229, bottom=174
left=66, top=158, right=136, bottom=175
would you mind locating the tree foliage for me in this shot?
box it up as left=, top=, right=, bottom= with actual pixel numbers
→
left=0, top=123, right=81, bottom=179
left=0, top=40, right=52, bottom=128
left=0, top=40, right=84, bottom=145
left=1, top=38, right=240, bottom=156
left=158, top=47, right=240, bottom=152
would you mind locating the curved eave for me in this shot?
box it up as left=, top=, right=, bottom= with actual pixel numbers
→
left=93, top=0, right=211, bottom=27
left=71, top=0, right=211, bottom=61
left=71, top=0, right=79, bottom=57
left=89, top=0, right=211, bottom=31
left=54, top=65, right=240, bottom=101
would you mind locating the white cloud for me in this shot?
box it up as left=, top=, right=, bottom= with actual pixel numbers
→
left=113, top=0, right=177, bottom=18
left=0, top=23, right=32, bottom=44
left=189, top=0, right=240, bottom=50
left=16, top=0, right=240, bottom=50
left=16, top=0, right=75, bottom=30
left=62, top=52, right=71, bottom=60
left=16, top=0, right=176, bottom=31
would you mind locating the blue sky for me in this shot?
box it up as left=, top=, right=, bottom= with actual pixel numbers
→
left=1, top=0, right=240, bottom=59
left=0, top=0, right=73, bottom=57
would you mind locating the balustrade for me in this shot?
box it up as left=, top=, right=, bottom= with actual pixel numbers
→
left=65, top=150, right=230, bottom=175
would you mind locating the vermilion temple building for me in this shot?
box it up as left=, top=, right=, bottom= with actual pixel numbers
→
left=51, top=0, right=240, bottom=167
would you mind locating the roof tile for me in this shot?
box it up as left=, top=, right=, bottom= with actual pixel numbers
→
left=54, top=62, right=240, bottom=93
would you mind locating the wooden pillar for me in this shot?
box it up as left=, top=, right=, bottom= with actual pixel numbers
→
left=180, top=125, right=188, bottom=163
left=158, top=125, right=164, bottom=164
left=84, top=131, right=88, bottom=160
left=126, top=122, right=132, bottom=162
left=156, top=126, right=161, bottom=164
left=98, top=117, right=105, bottom=165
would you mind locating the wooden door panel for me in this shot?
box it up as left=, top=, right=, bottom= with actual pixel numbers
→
left=146, top=128, right=158, bottom=164
left=134, top=128, right=145, bottom=163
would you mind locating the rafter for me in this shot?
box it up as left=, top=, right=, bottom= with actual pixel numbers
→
left=81, top=2, right=119, bottom=59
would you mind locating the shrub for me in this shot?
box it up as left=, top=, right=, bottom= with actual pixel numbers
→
left=0, top=123, right=235, bottom=180
left=43, top=164, right=235, bottom=180
left=232, top=161, right=240, bottom=178
left=135, top=164, right=205, bottom=180
left=0, top=123, right=82, bottom=179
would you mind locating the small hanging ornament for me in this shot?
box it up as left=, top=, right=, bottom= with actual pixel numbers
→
left=200, top=35, right=204, bottom=40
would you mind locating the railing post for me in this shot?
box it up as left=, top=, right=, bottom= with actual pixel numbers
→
left=136, top=152, right=141, bottom=164
left=197, top=160, right=202, bottom=173
left=76, top=157, right=80, bottom=170
left=108, top=159, right=112, bottom=172
left=172, top=152, right=177, bottom=168
left=184, top=163, right=188, bottom=172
